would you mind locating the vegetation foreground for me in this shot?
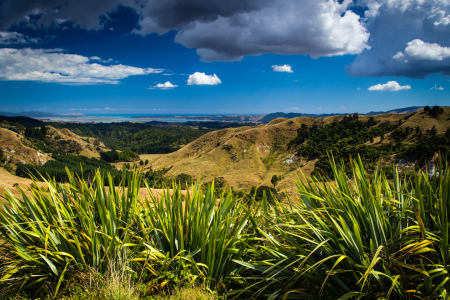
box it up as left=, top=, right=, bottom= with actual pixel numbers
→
left=0, top=157, right=449, bottom=299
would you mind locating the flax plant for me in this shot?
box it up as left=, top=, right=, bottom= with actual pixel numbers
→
left=0, top=168, right=162, bottom=297
left=231, top=156, right=448, bottom=299
left=137, top=181, right=253, bottom=291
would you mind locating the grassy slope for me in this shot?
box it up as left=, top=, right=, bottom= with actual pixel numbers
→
left=149, top=108, right=450, bottom=190
left=0, top=128, right=51, bottom=166
left=0, top=125, right=107, bottom=169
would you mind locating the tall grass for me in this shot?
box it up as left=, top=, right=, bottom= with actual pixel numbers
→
left=230, top=156, right=450, bottom=299
left=0, top=157, right=449, bottom=299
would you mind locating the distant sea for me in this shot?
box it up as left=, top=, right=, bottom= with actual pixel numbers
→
left=36, top=114, right=214, bottom=123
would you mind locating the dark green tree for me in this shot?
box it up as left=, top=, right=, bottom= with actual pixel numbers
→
left=271, top=175, right=279, bottom=187
left=253, top=186, right=278, bottom=204
left=430, top=125, right=438, bottom=136
left=430, top=106, right=444, bottom=118
left=40, top=126, right=48, bottom=137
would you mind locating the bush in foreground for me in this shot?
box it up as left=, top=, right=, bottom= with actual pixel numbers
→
left=0, top=156, right=449, bottom=299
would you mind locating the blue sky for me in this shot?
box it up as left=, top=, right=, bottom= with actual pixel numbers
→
left=0, top=1, right=449, bottom=115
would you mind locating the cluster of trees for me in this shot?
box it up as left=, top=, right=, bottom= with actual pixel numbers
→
left=53, top=122, right=213, bottom=154
left=290, top=112, right=450, bottom=177
left=24, top=126, right=48, bottom=139
left=424, top=105, right=444, bottom=118
left=16, top=153, right=126, bottom=186
left=100, top=150, right=139, bottom=162
left=142, top=168, right=196, bottom=189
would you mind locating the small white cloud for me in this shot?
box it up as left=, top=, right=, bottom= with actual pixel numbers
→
left=286, top=107, right=299, bottom=110
left=431, top=85, right=444, bottom=90
left=272, top=64, right=293, bottom=73
left=149, top=81, right=178, bottom=90
left=357, top=87, right=361, bottom=90
left=394, top=39, right=450, bottom=61
left=109, top=28, right=114, bottom=30
left=187, top=72, right=221, bottom=85
left=0, top=31, right=39, bottom=45
left=368, top=81, right=411, bottom=91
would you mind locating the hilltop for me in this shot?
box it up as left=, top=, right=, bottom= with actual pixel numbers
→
left=260, top=106, right=426, bottom=123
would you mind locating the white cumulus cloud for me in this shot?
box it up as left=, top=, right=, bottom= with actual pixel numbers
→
left=272, top=64, right=293, bottom=73
left=368, top=81, right=411, bottom=91
left=0, top=48, right=163, bottom=84
left=149, top=81, right=178, bottom=89
left=394, top=39, right=450, bottom=61
left=186, top=72, right=222, bottom=85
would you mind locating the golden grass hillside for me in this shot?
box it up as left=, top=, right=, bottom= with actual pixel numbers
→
left=0, top=128, right=51, bottom=166
left=0, top=125, right=108, bottom=171
left=149, top=108, right=450, bottom=190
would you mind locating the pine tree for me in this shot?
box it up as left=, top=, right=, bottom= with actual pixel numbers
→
left=430, top=125, right=438, bottom=136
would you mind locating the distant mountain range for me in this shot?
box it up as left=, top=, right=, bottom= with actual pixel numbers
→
left=260, top=106, right=426, bottom=123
